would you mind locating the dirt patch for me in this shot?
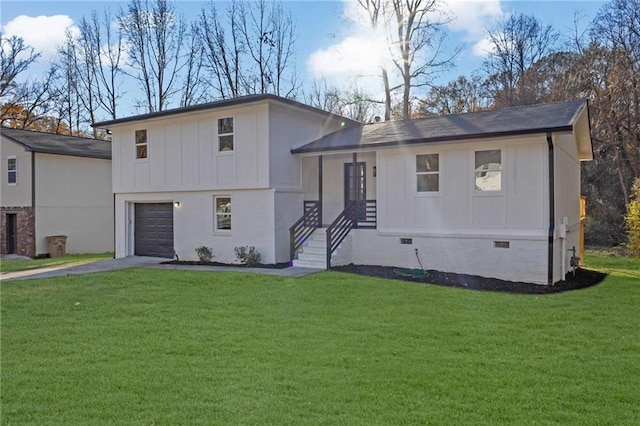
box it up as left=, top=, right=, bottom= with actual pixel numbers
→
left=331, top=265, right=607, bottom=294
left=160, top=260, right=291, bottom=269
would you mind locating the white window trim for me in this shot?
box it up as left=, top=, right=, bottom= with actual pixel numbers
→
left=217, top=117, right=234, bottom=153
left=135, top=129, right=148, bottom=161
left=473, top=149, right=503, bottom=194
left=7, top=156, right=17, bottom=186
left=214, top=195, right=232, bottom=233
left=416, top=153, right=440, bottom=195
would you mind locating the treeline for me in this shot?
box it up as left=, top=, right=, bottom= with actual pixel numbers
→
left=1, top=0, right=638, bottom=246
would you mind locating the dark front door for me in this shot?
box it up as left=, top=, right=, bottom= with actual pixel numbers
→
left=6, top=213, right=17, bottom=254
left=134, top=203, right=174, bottom=258
left=344, top=162, right=366, bottom=221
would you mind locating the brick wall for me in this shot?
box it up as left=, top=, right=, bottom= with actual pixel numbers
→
left=1, top=207, right=35, bottom=257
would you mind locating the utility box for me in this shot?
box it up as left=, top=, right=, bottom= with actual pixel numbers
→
left=46, top=235, right=67, bottom=258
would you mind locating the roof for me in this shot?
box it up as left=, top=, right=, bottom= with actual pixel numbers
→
left=92, top=94, right=359, bottom=128
left=291, top=99, right=591, bottom=155
left=1, top=127, right=111, bottom=159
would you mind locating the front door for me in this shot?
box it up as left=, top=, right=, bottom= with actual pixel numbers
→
left=344, top=162, right=366, bottom=221
left=6, top=213, right=17, bottom=254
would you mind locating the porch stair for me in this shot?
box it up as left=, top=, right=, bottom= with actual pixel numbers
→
left=292, top=228, right=352, bottom=269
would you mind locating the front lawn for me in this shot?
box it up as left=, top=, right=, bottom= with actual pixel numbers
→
left=1, top=253, right=638, bottom=424
left=0, top=253, right=113, bottom=273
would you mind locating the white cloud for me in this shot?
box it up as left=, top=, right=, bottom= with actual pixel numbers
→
left=306, top=0, right=504, bottom=97
left=2, top=15, right=79, bottom=58
left=445, top=0, right=503, bottom=36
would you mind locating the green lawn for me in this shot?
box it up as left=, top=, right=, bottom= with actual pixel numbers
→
left=0, top=253, right=113, bottom=273
left=1, top=254, right=638, bottom=424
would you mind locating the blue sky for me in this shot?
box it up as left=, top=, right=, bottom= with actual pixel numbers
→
left=1, top=0, right=606, bottom=114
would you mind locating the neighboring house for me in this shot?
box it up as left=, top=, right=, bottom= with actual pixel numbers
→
left=1, top=128, right=113, bottom=256
left=94, top=94, right=592, bottom=285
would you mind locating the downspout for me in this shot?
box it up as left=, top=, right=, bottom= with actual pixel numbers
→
left=31, top=152, right=36, bottom=256
left=547, top=133, right=555, bottom=286
left=31, top=152, right=36, bottom=208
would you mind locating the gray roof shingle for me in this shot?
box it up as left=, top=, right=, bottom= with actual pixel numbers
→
left=1, top=127, right=111, bottom=159
left=92, top=94, right=359, bottom=128
left=292, top=99, right=589, bottom=154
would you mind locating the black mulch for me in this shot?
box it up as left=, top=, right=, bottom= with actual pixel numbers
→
left=160, top=260, right=291, bottom=269
left=331, top=265, right=607, bottom=294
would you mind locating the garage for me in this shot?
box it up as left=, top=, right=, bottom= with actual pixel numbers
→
left=134, top=203, right=174, bottom=258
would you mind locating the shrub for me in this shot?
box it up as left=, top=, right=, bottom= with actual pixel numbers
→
left=234, top=246, right=261, bottom=266
left=195, top=246, right=214, bottom=262
left=624, top=178, right=640, bottom=257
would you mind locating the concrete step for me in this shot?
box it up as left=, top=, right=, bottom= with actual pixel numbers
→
left=292, top=259, right=326, bottom=269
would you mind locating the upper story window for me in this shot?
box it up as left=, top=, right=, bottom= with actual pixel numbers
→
left=416, top=154, right=439, bottom=192
left=215, top=196, right=231, bottom=231
left=218, top=117, right=234, bottom=152
left=475, top=149, right=502, bottom=192
left=135, top=129, right=148, bottom=159
left=7, top=156, right=17, bottom=185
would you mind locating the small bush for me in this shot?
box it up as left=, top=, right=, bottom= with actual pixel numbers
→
left=234, top=246, right=261, bottom=266
left=624, top=178, right=640, bottom=257
left=195, top=246, right=214, bottom=262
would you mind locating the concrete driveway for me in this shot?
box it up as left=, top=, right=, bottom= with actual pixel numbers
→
left=1, top=257, right=321, bottom=281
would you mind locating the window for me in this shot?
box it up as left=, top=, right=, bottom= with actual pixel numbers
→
left=475, top=149, right=502, bottom=192
left=135, top=130, right=147, bottom=159
left=7, top=156, right=17, bottom=185
left=218, top=117, right=234, bottom=152
left=416, top=154, right=439, bottom=192
left=215, top=197, right=231, bottom=230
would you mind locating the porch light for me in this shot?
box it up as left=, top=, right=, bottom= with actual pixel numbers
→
left=373, top=166, right=377, bottom=177
left=174, top=201, right=180, bottom=208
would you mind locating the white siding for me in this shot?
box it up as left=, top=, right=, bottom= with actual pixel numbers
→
left=111, top=104, right=270, bottom=194
left=553, top=132, right=582, bottom=282
left=376, top=135, right=548, bottom=237
left=0, top=138, right=32, bottom=207
left=34, top=153, right=113, bottom=254
left=115, top=189, right=280, bottom=264
left=268, top=102, right=347, bottom=190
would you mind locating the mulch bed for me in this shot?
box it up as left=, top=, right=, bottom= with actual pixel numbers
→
left=160, top=260, right=291, bottom=269
left=331, top=264, right=607, bottom=294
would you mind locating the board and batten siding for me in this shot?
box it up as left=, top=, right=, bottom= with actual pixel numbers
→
left=268, top=102, right=347, bottom=190
left=552, top=131, right=582, bottom=283
left=348, top=134, right=552, bottom=284
left=376, top=134, right=548, bottom=235
left=112, top=103, right=270, bottom=194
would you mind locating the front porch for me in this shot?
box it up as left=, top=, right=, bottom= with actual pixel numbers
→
left=290, top=152, right=377, bottom=268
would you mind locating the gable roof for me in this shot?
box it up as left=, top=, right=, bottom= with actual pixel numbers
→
left=291, top=99, right=592, bottom=156
left=92, top=94, right=359, bottom=128
left=1, top=127, right=111, bottom=159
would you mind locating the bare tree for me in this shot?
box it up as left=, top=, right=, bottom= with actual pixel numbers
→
left=118, top=0, right=187, bottom=112
left=305, top=79, right=377, bottom=122
left=198, top=0, right=299, bottom=100
left=179, top=23, right=206, bottom=107
left=0, top=35, right=40, bottom=99
left=417, top=74, right=489, bottom=116
left=483, top=13, right=559, bottom=107
left=356, top=0, right=458, bottom=119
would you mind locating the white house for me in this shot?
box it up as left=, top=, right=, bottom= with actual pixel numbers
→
left=94, top=95, right=593, bottom=285
left=1, top=127, right=114, bottom=256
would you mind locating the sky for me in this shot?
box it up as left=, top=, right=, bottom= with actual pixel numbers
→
left=0, top=0, right=606, bottom=116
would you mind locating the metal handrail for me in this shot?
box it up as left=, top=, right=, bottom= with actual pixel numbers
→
left=326, top=201, right=356, bottom=268
left=289, top=200, right=321, bottom=261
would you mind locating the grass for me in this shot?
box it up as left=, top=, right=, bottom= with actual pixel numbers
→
left=1, top=253, right=639, bottom=424
left=0, top=252, right=113, bottom=273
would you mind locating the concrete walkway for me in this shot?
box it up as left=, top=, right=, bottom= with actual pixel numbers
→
left=1, top=256, right=322, bottom=282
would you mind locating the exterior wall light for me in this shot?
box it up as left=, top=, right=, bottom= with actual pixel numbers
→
left=174, top=201, right=180, bottom=208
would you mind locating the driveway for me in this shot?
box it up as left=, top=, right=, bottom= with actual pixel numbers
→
left=1, top=257, right=321, bottom=281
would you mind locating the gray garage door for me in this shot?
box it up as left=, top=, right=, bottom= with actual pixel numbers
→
left=135, top=203, right=174, bottom=258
